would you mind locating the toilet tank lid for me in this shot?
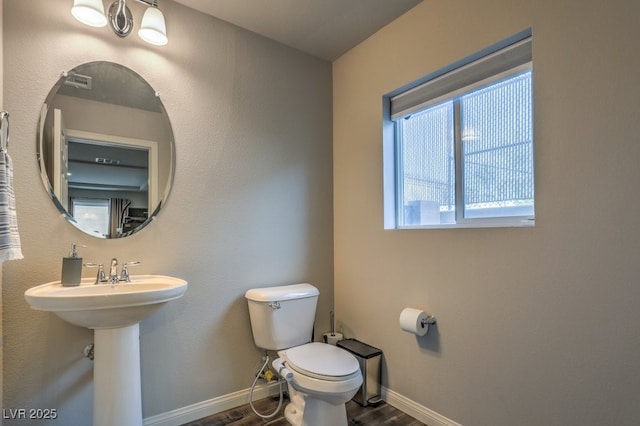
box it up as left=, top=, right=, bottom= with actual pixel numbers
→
left=245, top=283, right=319, bottom=302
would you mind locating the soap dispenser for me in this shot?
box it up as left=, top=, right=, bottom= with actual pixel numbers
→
left=61, top=243, right=83, bottom=287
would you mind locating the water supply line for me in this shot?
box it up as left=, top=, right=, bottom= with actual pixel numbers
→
left=248, top=353, right=284, bottom=419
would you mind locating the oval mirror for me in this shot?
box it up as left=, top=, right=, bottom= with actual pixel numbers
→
left=37, top=61, right=175, bottom=239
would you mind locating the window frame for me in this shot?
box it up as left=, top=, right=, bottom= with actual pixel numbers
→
left=383, top=31, right=534, bottom=230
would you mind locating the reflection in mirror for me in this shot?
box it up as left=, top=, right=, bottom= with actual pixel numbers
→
left=37, top=62, right=174, bottom=238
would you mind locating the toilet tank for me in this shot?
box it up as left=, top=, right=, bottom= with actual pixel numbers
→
left=245, top=283, right=319, bottom=350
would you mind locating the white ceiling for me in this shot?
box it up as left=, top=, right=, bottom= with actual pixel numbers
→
left=173, top=0, right=422, bottom=61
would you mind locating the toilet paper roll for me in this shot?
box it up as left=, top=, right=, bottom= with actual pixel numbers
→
left=399, top=308, right=430, bottom=336
left=323, top=332, right=344, bottom=345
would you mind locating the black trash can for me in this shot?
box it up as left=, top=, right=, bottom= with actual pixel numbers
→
left=337, top=338, right=383, bottom=406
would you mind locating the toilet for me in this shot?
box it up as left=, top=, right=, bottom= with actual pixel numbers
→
left=245, top=283, right=362, bottom=426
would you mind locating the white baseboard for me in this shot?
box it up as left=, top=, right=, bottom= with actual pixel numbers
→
left=143, top=382, right=281, bottom=426
left=381, top=386, right=462, bottom=426
left=143, top=382, right=460, bottom=426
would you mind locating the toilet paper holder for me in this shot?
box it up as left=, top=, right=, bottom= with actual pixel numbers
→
left=421, top=315, right=437, bottom=328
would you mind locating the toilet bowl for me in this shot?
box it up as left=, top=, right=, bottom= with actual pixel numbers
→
left=276, top=342, right=362, bottom=426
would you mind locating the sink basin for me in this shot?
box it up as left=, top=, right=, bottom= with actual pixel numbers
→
left=24, top=274, right=188, bottom=329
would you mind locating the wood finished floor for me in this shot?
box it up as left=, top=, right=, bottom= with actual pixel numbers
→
left=181, top=395, right=426, bottom=426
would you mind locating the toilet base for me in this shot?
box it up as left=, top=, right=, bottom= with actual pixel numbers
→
left=283, top=385, right=349, bottom=426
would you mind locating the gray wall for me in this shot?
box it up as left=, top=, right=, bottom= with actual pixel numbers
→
left=2, top=0, right=332, bottom=424
left=0, top=0, right=4, bottom=421
left=333, top=0, right=640, bottom=425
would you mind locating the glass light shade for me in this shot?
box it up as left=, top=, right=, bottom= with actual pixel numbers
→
left=71, top=0, right=108, bottom=28
left=138, top=7, right=168, bottom=46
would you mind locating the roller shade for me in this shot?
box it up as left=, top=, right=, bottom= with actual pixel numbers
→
left=390, top=36, right=532, bottom=120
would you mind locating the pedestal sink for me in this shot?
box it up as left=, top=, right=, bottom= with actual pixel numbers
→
left=24, top=275, right=188, bottom=426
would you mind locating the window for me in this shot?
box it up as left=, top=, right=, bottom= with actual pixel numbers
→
left=72, top=198, right=110, bottom=238
left=384, top=32, right=534, bottom=229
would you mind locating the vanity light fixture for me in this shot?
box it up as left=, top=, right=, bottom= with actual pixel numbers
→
left=71, top=0, right=168, bottom=46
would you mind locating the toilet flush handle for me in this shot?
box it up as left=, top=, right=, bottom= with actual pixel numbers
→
left=268, top=302, right=281, bottom=310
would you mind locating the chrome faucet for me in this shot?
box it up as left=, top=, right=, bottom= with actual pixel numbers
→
left=109, top=258, right=119, bottom=283
left=88, top=258, right=141, bottom=284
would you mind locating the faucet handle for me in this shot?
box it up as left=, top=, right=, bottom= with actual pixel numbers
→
left=84, top=263, right=107, bottom=284
left=97, top=264, right=106, bottom=283
left=120, top=261, right=141, bottom=283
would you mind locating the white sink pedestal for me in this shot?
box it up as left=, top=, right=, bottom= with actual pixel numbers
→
left=93, top=324, right=142, bottom=426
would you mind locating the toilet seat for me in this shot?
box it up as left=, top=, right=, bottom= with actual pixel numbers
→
left=280, top=342, right=360, bottom=381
